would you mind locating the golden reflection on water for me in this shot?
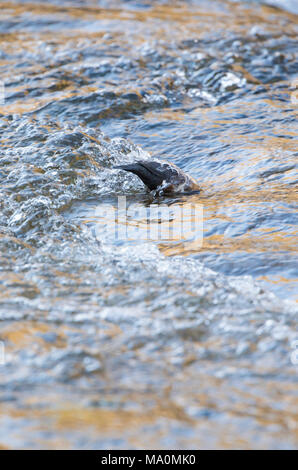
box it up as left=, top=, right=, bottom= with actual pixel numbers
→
left=0, top=0, right=297, bottom=449
left=0, top=371, right=297, bottom=448
left=135, top=95, right=298, bottom=299
left=79, top=167, right=297, bottom=296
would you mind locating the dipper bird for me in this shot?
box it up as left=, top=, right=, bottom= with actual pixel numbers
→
left=114, top=160, right=200, bottom=195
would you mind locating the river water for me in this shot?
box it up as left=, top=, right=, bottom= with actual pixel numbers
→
left=0, top=0, right=297, bottom=449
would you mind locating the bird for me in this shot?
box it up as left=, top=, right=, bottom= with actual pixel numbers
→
left=114, top=159, right=200, bottom=196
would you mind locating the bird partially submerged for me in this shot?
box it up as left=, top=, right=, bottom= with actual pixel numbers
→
left=114, top=160, right=200, bottom=195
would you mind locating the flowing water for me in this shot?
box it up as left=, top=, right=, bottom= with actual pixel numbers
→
left=0, top=0, right=297, bottom=449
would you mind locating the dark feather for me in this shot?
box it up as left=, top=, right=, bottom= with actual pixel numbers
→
left=114, top=161, right=166, bottom=190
